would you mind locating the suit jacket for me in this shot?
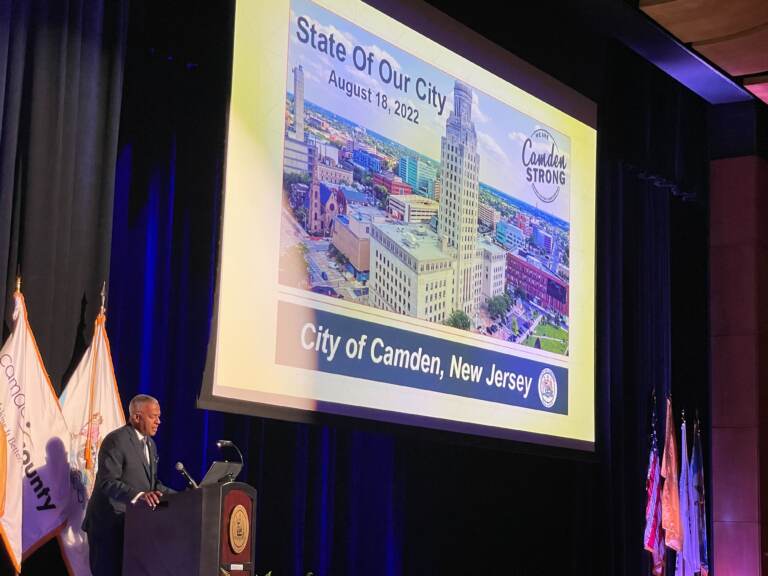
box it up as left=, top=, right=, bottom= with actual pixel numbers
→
left=83, top=424, right=171, bottom=534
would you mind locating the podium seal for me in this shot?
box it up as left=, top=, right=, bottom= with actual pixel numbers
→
left=229, top=504, right=250, bottom=554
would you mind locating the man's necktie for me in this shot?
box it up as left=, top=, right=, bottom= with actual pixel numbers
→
left=143, top=437, right=150, bottom=465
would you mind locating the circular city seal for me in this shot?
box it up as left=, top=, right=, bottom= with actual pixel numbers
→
left=521, top=128, right=568, bottom=204
left=537, top=368, right=558, bottom=409
left=229, top=504, right=250, bottom=554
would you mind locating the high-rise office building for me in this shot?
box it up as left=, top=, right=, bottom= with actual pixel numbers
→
left=481, top=239, right=507, bottom=300
left=478, top=202, right=501, bottom=229
left=284, top=65, right=309, bottom=174
left=398, top=156, right=438, bottom=198
left=438, top=81, right=482, bottom=317
left=293, top=65, right=304, bottom=142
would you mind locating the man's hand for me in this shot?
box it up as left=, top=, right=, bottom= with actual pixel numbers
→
left=141, top=491, right=163, bottom=509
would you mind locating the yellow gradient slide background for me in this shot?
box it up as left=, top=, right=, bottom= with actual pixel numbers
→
left=212, top=0, right=596, bottom=447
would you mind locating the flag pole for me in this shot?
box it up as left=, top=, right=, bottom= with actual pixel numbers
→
left=650, top=391, right=657, bottom=449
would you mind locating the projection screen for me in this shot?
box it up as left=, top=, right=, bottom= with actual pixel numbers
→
left=199, top=0, right=597, bottom=450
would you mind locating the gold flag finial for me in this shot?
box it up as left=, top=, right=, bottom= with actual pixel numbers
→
left=100, top=281, right=107, bottom=315
left=15, top=276, right=21, bottom=292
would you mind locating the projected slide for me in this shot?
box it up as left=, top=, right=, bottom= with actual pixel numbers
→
left=202, top=0, right=596, bottom=449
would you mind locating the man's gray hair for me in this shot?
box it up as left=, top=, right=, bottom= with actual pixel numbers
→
left=129, top=394, right=159, bottom=416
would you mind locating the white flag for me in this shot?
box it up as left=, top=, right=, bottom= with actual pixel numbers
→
left=675, top=420, right=695, bottom=576
left=59, top=309, right=125, bottom=575
left=0, top=291, right=73, bottom=570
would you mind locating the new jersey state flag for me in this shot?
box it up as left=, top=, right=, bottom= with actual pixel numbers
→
left=59, top=309, right=125, bottom=576
left=0, top=291, right=73, bottom=571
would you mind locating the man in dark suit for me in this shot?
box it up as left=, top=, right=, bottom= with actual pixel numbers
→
left=83, top=394, right=173, bottom=576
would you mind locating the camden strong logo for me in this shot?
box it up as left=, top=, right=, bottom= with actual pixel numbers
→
left=522, top=129, right=568, bottom=203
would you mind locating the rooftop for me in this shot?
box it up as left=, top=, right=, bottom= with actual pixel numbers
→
left=346, top=204, right=387, bottom=222
left=374, top=222, right=452, bottom=263
left=389, top=195, right=439, bottom=209
left=480, top=238, right=506, bottom=255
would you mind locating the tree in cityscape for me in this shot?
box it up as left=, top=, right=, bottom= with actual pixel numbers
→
left=373, top=184, right=389, bottom=209
left=294, top=205, right=308, bottom=228
left=487, top=293, right=513, bottom=318
left=284, top=172, right=310, bottom=226
left=446, top=310, right=471, bottom=331
left=329, top=244, right=350, bottom=268
left=487, top=295, right=506, bottom=318
left=283, top=171, right=310, bottom=189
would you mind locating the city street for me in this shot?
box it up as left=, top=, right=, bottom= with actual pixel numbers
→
left=281, top=208, right=368, bottom=303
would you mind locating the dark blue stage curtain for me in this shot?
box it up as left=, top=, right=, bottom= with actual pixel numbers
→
left=598, top=44, right=711, bottom=576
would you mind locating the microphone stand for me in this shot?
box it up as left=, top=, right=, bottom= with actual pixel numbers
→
left=217, top=440, right=244, bottom=483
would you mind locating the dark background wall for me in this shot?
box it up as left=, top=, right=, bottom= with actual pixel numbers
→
left=0, top=1, right=712, bottom=574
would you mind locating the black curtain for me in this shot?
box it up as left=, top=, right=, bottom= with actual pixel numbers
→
left=0, top=0, right=128, bottom=387
left=0, top=0, right=127, bottom=573
left=598, top=43, right=710, bottom=575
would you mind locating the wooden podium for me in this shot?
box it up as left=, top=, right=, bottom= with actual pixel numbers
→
left=123, top=482, right=257, bottom=576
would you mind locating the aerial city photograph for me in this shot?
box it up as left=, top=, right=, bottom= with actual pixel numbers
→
left=279, top=0, right=572, bottom=357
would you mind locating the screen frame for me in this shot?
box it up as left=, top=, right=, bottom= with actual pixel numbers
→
left=197, top=0, right=598, bottom=453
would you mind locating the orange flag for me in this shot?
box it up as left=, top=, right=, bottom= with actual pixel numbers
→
left=661, top=397, right=682, bottom=551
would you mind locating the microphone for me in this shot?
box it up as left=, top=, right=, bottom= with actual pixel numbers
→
left=216, top=439, right=244, bottom=466
left=175, top=461, right=199, bottom=489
